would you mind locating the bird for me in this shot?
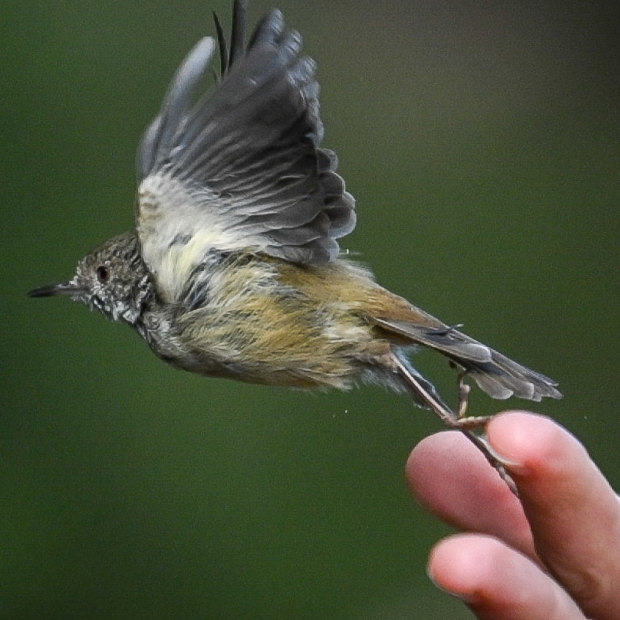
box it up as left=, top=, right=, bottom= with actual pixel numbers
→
left=29, top=0, right=561, bottom=488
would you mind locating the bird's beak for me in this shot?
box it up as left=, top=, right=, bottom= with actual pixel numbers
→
left=28, top=279, right=84, bottom=298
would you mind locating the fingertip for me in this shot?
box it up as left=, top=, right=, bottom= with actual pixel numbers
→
left=427, top=534, right=501, bottom=603
left=406, top=431, right=490, bottom=512
left=406, top=431, right=529, bottom=543
left=405, top=431, right=462, bottom=493
left=428, top=534, right=586, bottom=618
left=486, top=411, right=586, bottom=479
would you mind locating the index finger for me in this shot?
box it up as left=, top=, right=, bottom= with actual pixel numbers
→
left=488, top=412, right=620, bottom=620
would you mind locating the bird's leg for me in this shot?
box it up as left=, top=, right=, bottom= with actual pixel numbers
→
left=462, top=430, right=518, bottom=496
left=395, top=357, right=468, bottom=427
left=455, top=372, right=518, bottom=495
left=396, top=357, right=486, bottom=429
left=395, top=357, right=518, bottom=495
left=444, top=372, right=491, bottom=429
left=456, top=370, right=471, bottom=418
left=450, top=367, right=493, bottom=426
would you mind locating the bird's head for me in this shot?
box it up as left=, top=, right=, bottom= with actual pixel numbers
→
left=29, top=232, right=153, bottom=325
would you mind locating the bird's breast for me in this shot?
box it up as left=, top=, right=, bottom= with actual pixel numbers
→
left=147, top=254, right=396, bottom=388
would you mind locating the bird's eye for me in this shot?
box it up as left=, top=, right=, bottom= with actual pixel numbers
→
left=96, top=266, right=110, bottom=282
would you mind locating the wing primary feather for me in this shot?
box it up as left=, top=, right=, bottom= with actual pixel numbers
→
left=154, top=37, right=216, bottom=171
left=228, top=0, right=248, bottom=68
left=212, top=11, right=228, bottom=76
left=137, top=37, right=216, bottom=179
left=248, top=10, right=285, bottom=49
left=172, top=50, right=307, bottom=181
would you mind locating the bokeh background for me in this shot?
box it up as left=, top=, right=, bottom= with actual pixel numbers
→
left=2, top=1, right=619, bottom=617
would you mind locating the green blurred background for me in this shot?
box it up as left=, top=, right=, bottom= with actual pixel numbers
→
left=2, top=1, right=619, bottom=617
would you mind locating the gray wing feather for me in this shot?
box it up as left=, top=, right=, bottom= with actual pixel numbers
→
left=138, top=37, right=216, bottom=179
left=136, top=7, right=355, bottom=274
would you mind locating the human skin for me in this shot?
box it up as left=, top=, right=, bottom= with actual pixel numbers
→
left=407, top=411, right=620, bottom=619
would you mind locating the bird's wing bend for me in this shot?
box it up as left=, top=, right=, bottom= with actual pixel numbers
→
left=135, top=3, right=355, bottom=302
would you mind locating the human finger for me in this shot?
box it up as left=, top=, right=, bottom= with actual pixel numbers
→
left=428, top=533, right=584, bottom=620
left=407, top=429, right=536, bottom=558
left=487, top=412, right=620, bottom=620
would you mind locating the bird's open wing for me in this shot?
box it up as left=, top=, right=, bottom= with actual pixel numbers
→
left=135, top=2, right=355, bottom=302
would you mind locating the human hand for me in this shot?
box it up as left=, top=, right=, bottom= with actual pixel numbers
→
left=407, top=411, right=620, bottom=619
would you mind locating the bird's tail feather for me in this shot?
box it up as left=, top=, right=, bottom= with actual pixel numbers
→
left=375, top=317, right=562, bottom=402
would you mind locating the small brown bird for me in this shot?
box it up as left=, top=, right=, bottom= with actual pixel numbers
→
left=29, top=1, right=561, bottom=487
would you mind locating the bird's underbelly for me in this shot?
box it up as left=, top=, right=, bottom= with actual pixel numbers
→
left=145, top=301, right=393, bottom=390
